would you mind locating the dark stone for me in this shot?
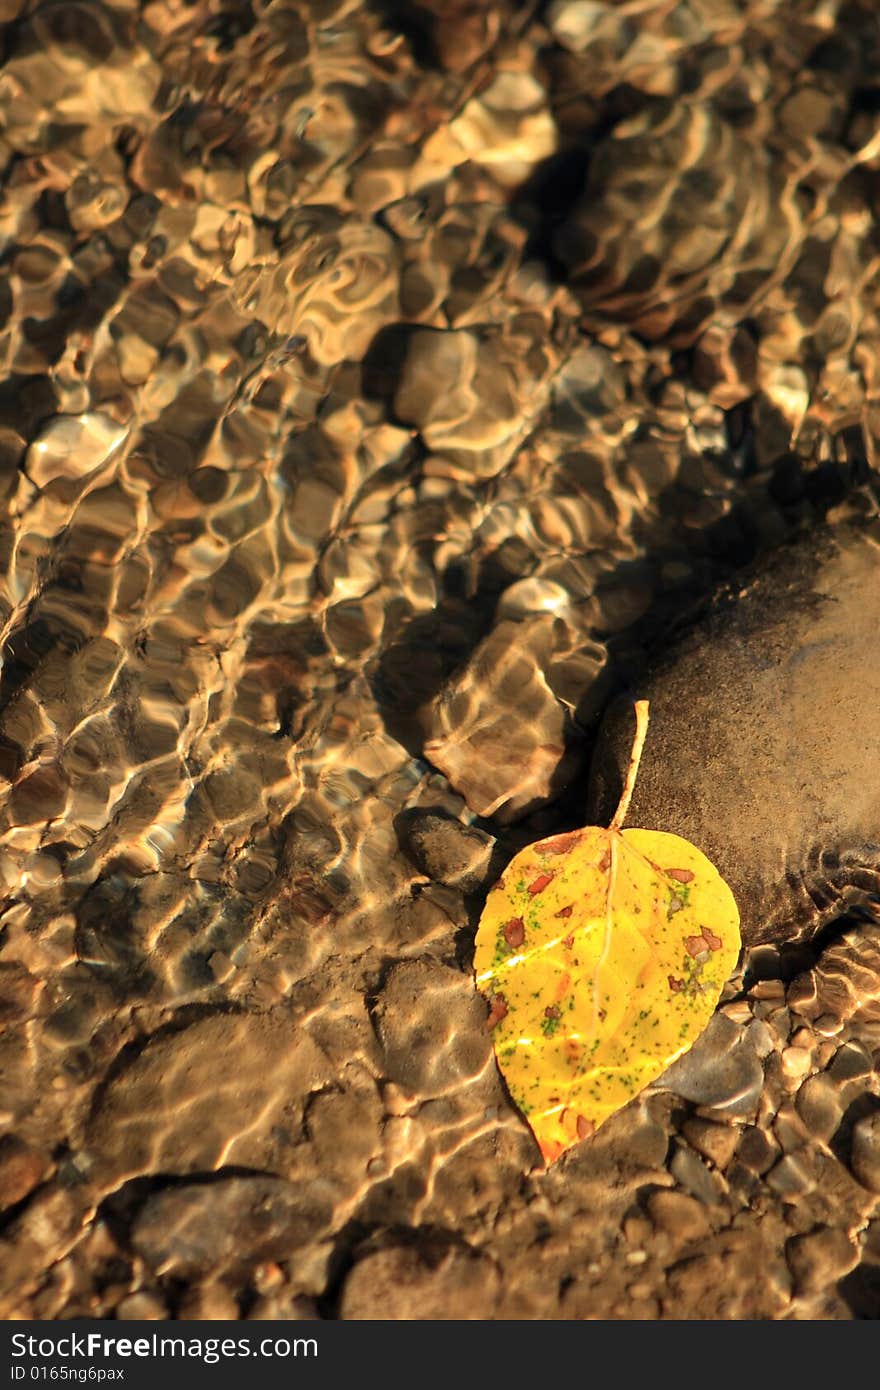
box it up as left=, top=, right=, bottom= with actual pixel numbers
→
left=131, top=1176, right=335, bottom=1277
left=659, top=1014, right=764, bottom=1113
left=396, top=809, right=495, bottom=891
left=588, top=522, right=880, bottom=946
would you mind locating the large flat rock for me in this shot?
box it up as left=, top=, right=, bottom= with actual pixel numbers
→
left=588, top=522, right=880, bottom=946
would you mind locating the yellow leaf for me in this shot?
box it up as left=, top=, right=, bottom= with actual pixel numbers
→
left=474, top=700, right=740, bottom=1164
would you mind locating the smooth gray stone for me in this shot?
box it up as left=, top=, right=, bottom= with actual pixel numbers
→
left=659, top=1014, right=764, bottom=1113
left=588, top=522, right=880, bottom=946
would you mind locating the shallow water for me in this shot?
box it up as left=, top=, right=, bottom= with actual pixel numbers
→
left=1, top=0, right=880, bottom=1319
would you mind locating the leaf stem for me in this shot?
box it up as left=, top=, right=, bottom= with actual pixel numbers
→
left=609, top=699, right=650, bottom=832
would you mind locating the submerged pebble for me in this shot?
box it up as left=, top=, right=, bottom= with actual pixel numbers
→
left=659, top=1014, right=764, bottom=1114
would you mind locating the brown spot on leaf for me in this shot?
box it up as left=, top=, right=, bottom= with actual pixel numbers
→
left=528, top=872, right=554, bottom=896
left=576, top=1114, right=595, bottom=1141
left=503, top=917, right=525, bottom=949
left=667, top=868, right=694, bottom=884
left=486, top=995, right=508, bottom=1029
left=701, top=925, right=723, bottom=951
left=555, top=904, right=573, bottom=919
left=685, top=934, right=707, bottom=958
left=668, top=975, right=684, bottom=993
left=564, top=1039, right=581, bottom=1062
left=563, top=933, right=574, bottom=949
left=544, top=1005, right=561, bottom=1021
left=598, top=848, right=611, bottom=872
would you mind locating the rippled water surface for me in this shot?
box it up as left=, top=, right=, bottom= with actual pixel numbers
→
left=2, top=0, right=880, bottom=1319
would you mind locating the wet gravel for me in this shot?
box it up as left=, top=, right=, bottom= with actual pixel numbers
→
left=1, top=0, right=880, bottom=1320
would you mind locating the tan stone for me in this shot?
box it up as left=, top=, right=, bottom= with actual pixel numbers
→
left=786, top=1227, right=859, bottom=1294
left=647, top=1190, right=711, bottom=1243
